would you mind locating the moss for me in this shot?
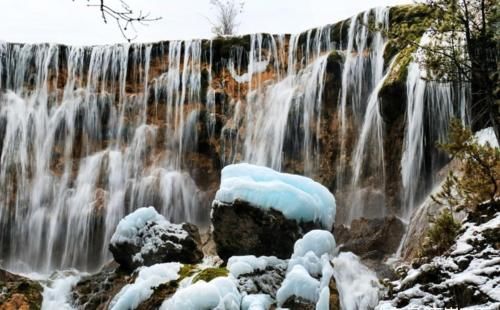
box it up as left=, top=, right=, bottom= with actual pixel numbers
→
left=191, top=267, right=229, bottom=283
left=379, top=45, right=416, bottom=124
left=205, top=35, right=251, bottom=61
left=388, top=4, right=437, bottom=51
left=327, top=50, right=343, bottom=63
left=178, top=264, right=197, bottom=280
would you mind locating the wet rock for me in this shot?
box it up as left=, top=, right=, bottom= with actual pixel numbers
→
left=282, top=296, right=316, bottom=310
left=0, top=269, right=43, bottom=310
left=234, top=262, right=288, bottom=298
left=212, top=200, right=322, bottom=260
left=72, top=261, right=133, bottom=310
left=335, top=216, right=405, bottom=259
left=109, top=207, right=203, bottom=270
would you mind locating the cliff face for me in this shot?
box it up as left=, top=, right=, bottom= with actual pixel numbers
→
left=0, top=4, right=468, bottom=272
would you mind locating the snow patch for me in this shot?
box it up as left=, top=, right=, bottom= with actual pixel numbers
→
left=160, top=276, right=241, bottom=310
left=241, top=294, right=273, bottom=310
left=110, top=263, right=181, bottom=310
left=475, top=127, right=499, bottom=148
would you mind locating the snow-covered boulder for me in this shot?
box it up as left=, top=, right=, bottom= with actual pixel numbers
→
left=212, top=163, right=336, bottom=260
left=109, top=207, right=203, bottom=270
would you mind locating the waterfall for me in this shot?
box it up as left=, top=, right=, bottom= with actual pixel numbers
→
left=400, top=33, right=470, bottom=219
left=336, top=7, right=390, bottom=223
left=0, top=6, right=469, bottom=273
left=0, top=43, right=205, bottom=272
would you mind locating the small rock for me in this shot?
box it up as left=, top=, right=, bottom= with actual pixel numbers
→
left=109, top=207, right=203, bottom=270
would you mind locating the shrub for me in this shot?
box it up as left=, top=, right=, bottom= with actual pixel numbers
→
left=419, top=209, right=461, bottom=258
left=432, top=119, right=500, bottom=210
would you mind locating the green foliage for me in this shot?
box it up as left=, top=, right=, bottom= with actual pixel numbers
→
left=178, top=264, right=197, bottom=279
left=419, top=209, right=462, bottom=258
left=192, top=267, right=229, bottom=283
left=433, top=119, right=500, bottom=209
left=388, top=4, right=437, bottom=50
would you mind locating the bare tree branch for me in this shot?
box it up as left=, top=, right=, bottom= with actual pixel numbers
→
left=74, top=0, right=162, bottom=42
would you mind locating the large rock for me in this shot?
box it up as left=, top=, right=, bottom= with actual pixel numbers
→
left=109, top=207, right=203, bottom=271
left=212, top=200, right=322, bottom=260
left=212, top=163, right=336, bottom=260
left=335, top=216, right=405, bottom=259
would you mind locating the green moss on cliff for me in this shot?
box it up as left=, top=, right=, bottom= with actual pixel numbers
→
left=379, top=46, right=416, bottom=124
left=384, top=4, right=437, bottom=63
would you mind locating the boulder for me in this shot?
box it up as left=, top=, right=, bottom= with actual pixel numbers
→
left=335, top=216, right=405, bottom=259
left=212, top=200, right=322, bottom=260
left=212, top=163, right=336, bottom=260
left=109, top=207, right=203, bottom=271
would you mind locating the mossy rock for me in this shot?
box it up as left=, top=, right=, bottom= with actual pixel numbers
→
left=204, top=35, right=252, bottom=70
left=0, top=269, right=43, bottom=310
left=330, top=18, right=351, bottom=48
left=192, top=267, right=229, bottom=283
left=379, top=46, right=416, bottom=124
left=387, top=4, right=437, bottom=53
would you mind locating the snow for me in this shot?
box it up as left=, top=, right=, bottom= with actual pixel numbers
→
left=475, top=127, right=499, bottom=148
left=215, top=163, right=336, bottom=229
left=276, top=265, right=320, bottom=305
left=110, top=263, right=181, bottom=310
left=161, top=276, right=241, bottom=310
left=41, top=272, right=81, bottom=310
left=110, top=207, right=188, bottom=263
left=292, top=230, right=336, bottom=258
left=379, top=211, right=500, bottom=309
left=241, top=294, right=273, bottom=310
left=276, top=230, right=337, bottom=308
left=332, top=252, right=381, bottom=310
left=227, top=255, right=283, bottom=278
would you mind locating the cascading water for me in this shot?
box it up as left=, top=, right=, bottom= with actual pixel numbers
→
left=335, top=7, right=390, bottom=223
left=0, top=42, right=205, bottom=272
left=400, top=32, right=470, bottom=219
left=0, top=5, right=469, bottom=274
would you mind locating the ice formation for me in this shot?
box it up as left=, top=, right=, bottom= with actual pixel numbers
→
left=241, top=294, right=274, bottom=310
left=227, top=255, right=284, bottom=278
left=110, top=263, right=181, bottom=310
left=215, top=163, right=336, bottom=229
left=276, top=230, right=337, bottom=308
